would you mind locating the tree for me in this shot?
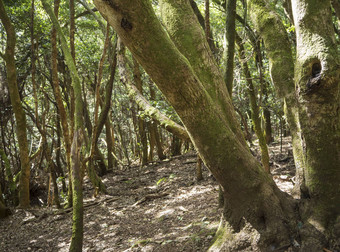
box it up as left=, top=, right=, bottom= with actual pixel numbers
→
left=50, top=0, right=73, bottom=207
left=249, top=0, right=340, bottom=227
left=94, top=0, right=339, bottom=250
left=41, top=0, right=85, bottom=250
left=235, top=32, right=270, bottom=173
left=0, top=0, right=31, bottom=208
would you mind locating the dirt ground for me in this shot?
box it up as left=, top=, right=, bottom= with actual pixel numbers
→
left=0, top=137, right=296, bottom=252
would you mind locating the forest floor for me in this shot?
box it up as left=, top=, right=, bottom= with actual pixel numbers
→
left=0, top=137, right=295, bottom=252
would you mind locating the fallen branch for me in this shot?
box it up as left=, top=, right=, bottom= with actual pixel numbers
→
left=132, top=193, right=169, bottom=206
left=55, top=196, right=119, bottom=215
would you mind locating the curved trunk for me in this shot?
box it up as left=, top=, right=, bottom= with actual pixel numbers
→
left=248, top=0, right=307, bottom=197
left=95, top=0, right=297, bottom=249
left=0, top=0, right=30, bottom=208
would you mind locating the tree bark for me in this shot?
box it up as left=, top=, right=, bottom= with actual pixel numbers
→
left=292, top=0, right=340, bottom=228
left=248, top=0, right=307, bottom=198
left=263, top=108, right=273, bottom=144
left=0, top=0, right=31, bottom=208
left=224, top=0, right=237, bottom=95
left=50, top=0, right=73, bottom=208
left=95, top=0, right=297, bottom=248
left=41, top=1, right=85, bottom=250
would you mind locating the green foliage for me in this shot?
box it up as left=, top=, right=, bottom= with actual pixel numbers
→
left=156, top=177, right=167, bottom=185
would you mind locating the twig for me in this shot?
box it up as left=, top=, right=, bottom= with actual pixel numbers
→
left=55, top=196, right=119, bottom=215
left=132, top=193, right=169, bottom=206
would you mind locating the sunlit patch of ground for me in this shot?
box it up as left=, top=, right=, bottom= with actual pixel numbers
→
left=0, top=138, right=296, bottom=252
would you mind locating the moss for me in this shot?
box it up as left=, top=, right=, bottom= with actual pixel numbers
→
left=131, top=239, right=152, bottom=248
left=248, top=0, right=294, bottom=98
left=0, top=0, right=30, bottom=208
left=209, top=222, right=234, bottom=251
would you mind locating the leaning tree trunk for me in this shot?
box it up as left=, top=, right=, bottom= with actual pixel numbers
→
left=95, top=0, right=298, bottom=249
left=0, top=0, right=30, bottom=208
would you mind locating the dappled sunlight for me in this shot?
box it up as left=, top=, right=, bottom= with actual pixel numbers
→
left=0, top=142, right=301, bottom=251
left=0, top=153, right=220, bottom=251
left=174, top=186, right=213, bottom=200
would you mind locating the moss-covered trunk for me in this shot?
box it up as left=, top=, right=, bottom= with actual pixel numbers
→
left=249, top=0, right=340, bottom=247
left=292, top=0, right=340, bottom=228
left=0, top=0, right=30, bottom=208
left=95, top=0, right=297, bottom=249
left=41, top=1, right=85, bottom=250
left=248, top=0, right=307, bottom=197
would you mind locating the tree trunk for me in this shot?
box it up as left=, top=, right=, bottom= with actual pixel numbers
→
left=170, top=135, right=182, bottom=156
left=148, top=82, right=166, bottom=160
left=292, top=0, right=340, bottom=228
left=0, top=0, right=30, bottom=208
left=41, top=1, right=85, bottom=250
left=249, top=0, right=340, bottom=247
left=248, top=0, right=307, bottom=198
left=234, top=107, right=252, bottom=144
left=235, top=33, right=270, bottom=173
left=263, top=108, right=273, bottom=144
left=224, top=0, right=237, bottom=95
left=94, top=0, right=297, bottom=249
left=87, top=24, right=110, bottom=182
left=50, top=0, right=73, bottom=207
left=132, top=57, right=148, bottom=166
left=196, top=155, right=203, bottom=181
left=147, top=122, right=155, bottom=162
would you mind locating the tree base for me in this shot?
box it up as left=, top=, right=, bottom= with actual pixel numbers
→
left=208, top=217, right=260, bottom=252
left=208, top=215, right=340, bottom=252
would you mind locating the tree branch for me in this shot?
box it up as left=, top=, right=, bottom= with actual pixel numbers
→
left=117, top=40, right=190, bottom=141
